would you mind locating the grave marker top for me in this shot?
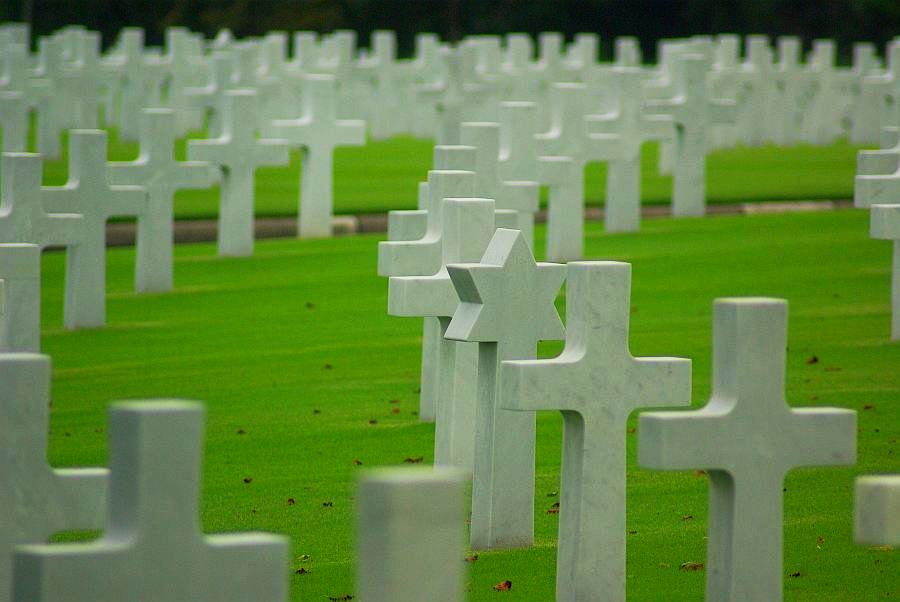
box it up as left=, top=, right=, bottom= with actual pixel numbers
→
left=446, top=228, right=564, bottom=351
left=855, top=475, right=900, bottom=546
left=501, top=262, right=690, bottom=600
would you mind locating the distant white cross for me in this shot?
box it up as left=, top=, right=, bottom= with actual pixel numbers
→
left=645, top=53, right=736, bottom=217
left=268, top=74, right=365, bottom=238
left=42, top=130, right=145, bottom=329
left=188, top=89, right=289, bottom=257
left=108, top=108, right=215, bottom=293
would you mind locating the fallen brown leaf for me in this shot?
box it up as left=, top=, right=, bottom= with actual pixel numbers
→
left=403, top=456, right=424, bottom=464
left=464, top=554, right=478, bottom=563
left=681, top=515, right=694, bottom=521
left=352, top=459, right=363, bottom=466
left=295, top=567, right=310, bottom=575
left=492, top=580, right=512, bottom=591
left=242, top=477, right=253, bottom=484
left=789, top=572, right=801, bottom=578
left=806, top=356, right=819, bottom=365
left=287, top=498, right=295, bottom=506
left=680, top=562, right=704, bottom=572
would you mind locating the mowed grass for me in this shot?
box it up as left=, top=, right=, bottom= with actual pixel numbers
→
left=38, top=210, right=898, bottom=600
left=37, top=129, right=863, bottom=218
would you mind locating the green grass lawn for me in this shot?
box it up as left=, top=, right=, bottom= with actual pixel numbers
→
left=37, top=129, right=864, bottom=219
left=38, top=210, right=898, bottom=600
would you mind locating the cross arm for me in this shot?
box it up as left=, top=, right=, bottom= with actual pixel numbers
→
left=53, top=468, right=109, bottom=532
left=377, top=238, right=441, bottom=277
left=107, top=162, right=148, bottom=186
left=632, top=356, right=693, bottom=409
left=388, top=274, right=457, bottom=318
left=638, top=407, right=729, bottom=470
left=871, top=204, right=900, bottom=240
left=335, top=119, right=367, bottom=147
left=176, top=161, right=217, bottom=190
left=855, top=172, right=900, bottom=208
left=584, top=132, right=622, bottom=162
left=857, top=149, right=900, bottom=176
left=641, top=114, right=675, bottom=142
left=500, top=353, right=588, bottom=412
left=787, top=407, right=856, bottom=468
left=387, top=210, right=428, bottom=242
left=267, top=117, right=311, bottom=146
left=709, top=98, right=737, bottom=125
left=644, top=97, right=685, bottom=121
left=253, top=138, right=291, bottom=167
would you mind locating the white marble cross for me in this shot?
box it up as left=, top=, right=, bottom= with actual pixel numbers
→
left=268, top=74, right=365, bottom=238
left=501, top=261, right=691, bottom=601
left=589, top=67, right=675, bottom=232
left=184, top=51, right=236, bottom=138
left=188, top=90, right=289, bottom=257
left=771, top=37, right=817, bottom=147
left=117, top=36, right=166, bottom=143
left=460, top=121, right=539, bottom=248
left=109, top=108, right=215, bottom=293
left=357, top=468, right=465, bottom=602
left=639, top=298, right=856, bottom=602
left=0, top=155, right=84, bottom=311
left=855, top=475, right=900, bottom=546
left=0, top=353, right=108, bottom=602
left=645, top=53, right=736, bottom=217
left=13, top=400, right=288, bottom=602
left=0, top=244, right=40, bottom=352
left=32, top=36, right=64, bottom=159
left=382, top=146, right=478, bottom=424
left=734, top=36, right=774, bottom=147
left=446, top=228, right=565, bottom=549
left=41, top=130, right=146, bottom=329
left=497, top=100, right=585, bottom=261
left=388, top=173, right=484, bottom=472
left=0, top=92, right=27, bottom=152
left=378, top=147, right=477, bottom=279
left=536, top=83, right=624, bottom=257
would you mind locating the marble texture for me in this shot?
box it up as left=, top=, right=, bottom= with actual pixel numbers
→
left=357, top=468, right=465, bottom=602
left=0, top=244, right=40, bottom=352
left=109, top=109, right=215, bottom=293
left=446, top=229, right=565, bottom=550
left=501, top=261, right=691, bottom=601
left=41, top=130, right=146, bottom=329
left=268, top=74, right=365, bottom=238
left=639, top=298, right=857, bottom=602
left=188, top=90, right=289, bottom=257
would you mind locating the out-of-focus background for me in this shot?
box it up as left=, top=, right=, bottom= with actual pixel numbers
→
left=4, top=0, right=900, bottom=61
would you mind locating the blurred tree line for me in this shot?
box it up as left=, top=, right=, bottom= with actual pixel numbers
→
left=3, top=0, right=899, bottom=63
